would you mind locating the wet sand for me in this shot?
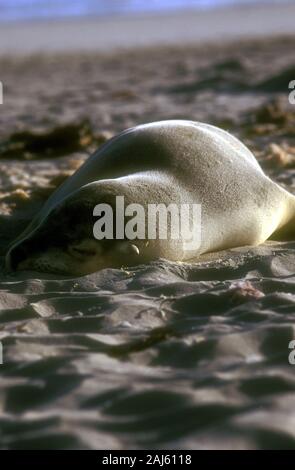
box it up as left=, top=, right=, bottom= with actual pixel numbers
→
left=0, top=31, right=295, bottom=449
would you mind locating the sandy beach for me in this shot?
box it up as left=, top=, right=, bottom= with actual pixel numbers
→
left=0, top=4, right=295, bottom=450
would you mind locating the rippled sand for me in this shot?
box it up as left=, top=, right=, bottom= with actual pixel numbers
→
left=0, top=37, right=295, bottom=449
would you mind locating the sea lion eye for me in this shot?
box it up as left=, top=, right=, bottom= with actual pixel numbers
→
left=68, top=239, right=101, bottom=258
left=72, top=246, right=96, bottom=256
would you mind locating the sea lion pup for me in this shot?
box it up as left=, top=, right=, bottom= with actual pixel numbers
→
left=5, top=120, right=295, bottom=276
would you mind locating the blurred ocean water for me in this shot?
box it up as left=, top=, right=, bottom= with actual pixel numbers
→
left=0, top=0, right=287, bottom=22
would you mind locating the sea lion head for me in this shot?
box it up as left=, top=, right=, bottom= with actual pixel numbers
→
left=6, top=183, right=142, bottom=276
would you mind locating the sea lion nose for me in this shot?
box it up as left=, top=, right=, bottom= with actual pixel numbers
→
left=5, top=245, right=28, bottom=271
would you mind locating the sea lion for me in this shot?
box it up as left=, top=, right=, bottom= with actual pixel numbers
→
left=5, top=120, right=295, bottom=276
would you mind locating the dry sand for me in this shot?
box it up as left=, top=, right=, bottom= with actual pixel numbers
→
left=0, top=13, right=295, bottom=449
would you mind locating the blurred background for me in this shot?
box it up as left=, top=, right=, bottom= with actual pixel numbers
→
left=0, top=0, right=291, bottom=22
left=0, top=0, right=294, bottom=55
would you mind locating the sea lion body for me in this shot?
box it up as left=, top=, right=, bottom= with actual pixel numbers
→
left=6, top=120, right=295, bottom=275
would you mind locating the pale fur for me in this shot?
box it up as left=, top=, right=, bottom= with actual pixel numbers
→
left=6, top=120, right=295, bottom=276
